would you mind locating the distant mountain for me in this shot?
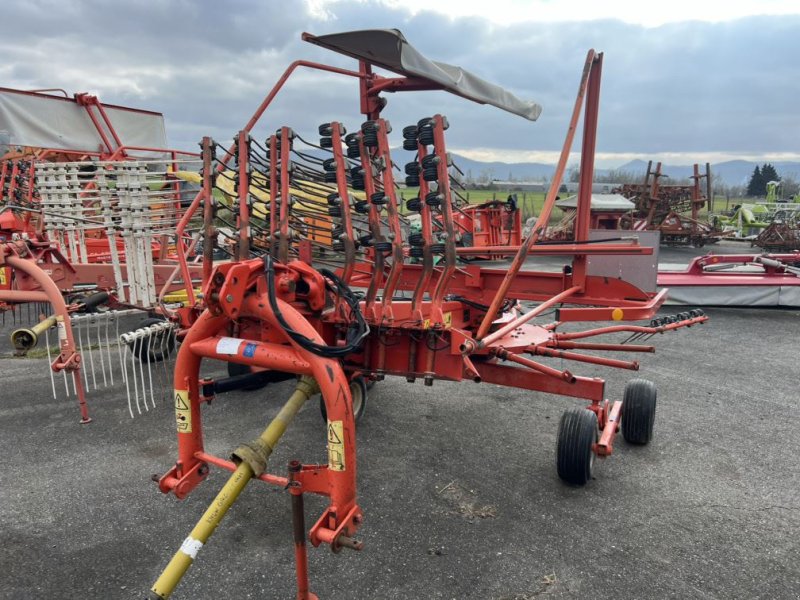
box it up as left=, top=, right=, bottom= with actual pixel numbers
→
left=445, top=153, right=800, bottom=186
left=449, top=153, right=556, bottom=181
left=615, top=159, right=800, bottom=185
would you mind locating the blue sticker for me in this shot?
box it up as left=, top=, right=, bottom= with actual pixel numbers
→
left=242, top=343, right=257, bottom=358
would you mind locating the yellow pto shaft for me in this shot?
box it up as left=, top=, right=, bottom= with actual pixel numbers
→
left=149, top=376, right=320, bottom=599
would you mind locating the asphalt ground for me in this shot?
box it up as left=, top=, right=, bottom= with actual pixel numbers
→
left=1, top=242, right=798, bottom=599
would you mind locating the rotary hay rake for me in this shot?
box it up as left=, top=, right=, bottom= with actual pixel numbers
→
left=144, top=30, right=708, bottom=599
left=2, top=148, right=203, bottom=422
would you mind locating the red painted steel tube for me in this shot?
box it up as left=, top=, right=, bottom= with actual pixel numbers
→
left=360, top=129, right=386, bottom=319
left=554, top=288, right=669, bottom=321
left=278, top=128, right=292, bottom=263
left=81, top=102, right=117, bottom=155
left=571, top=53, right=603, bottom=287
left=530, top=346, right=639, bottom=370
left=5, top=254, right=91, bottom=423
left=268, top=135, right=279, bottom=259
left=331, top=122, right=356, bottom=286
left=596, top=400, right=622, bottom=456
left=376, top=119, right=405, bottom=319
left=93, top=100, right=125, bottom=149
left=496, top=348, right=576, bottom=383
left=237, top=131, right=251, bottom=261
left=554, top=315, right=707, bottom=341
left=475, top=285, right=581, bottom=349
left=410, top=143, right=436, bottom=321
left=429, top=115, right=458, bottom=324
left=201, top=137, right=214, bottom=286
left=550, top=341, right=655, bottom=353
left=171, top=311, right=230, bottom=482
left=188, top=337, right=312, bottom=375
left=475, top=50, right=598, bottom=340
left=474, top=361, right=604, bottom=401
left=172, top=186, right=206, bottom=307
left=0, top=290, right=50, bottom=303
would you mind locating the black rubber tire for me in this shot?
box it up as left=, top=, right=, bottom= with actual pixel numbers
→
left=556, top=407, right=598, bottom=485
left=621, top=378, right=657, bottom=445
left=129, top=317, right=175, bottom=363
left=320, top=376, right=367, bottom=424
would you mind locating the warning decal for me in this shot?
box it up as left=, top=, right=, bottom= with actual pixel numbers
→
left=56, top=315, right=67, bottom=341
left=327, top=420, right=346, bottom=472
left=175, top=390, right=192, bottom=433
left=0, top=267, right=7, bottom=286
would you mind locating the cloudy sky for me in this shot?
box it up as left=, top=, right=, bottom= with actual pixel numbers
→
left=2, top=0, right=799, bottom=167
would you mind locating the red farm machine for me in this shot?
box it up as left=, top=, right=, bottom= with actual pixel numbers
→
left=614, top=160, right=727, bottom=246
left=141, top=29, right=708, bottom=599
left=1, top=87, right=204, bottom=421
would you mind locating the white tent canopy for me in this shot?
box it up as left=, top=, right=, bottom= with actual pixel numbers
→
left=0, top=88, right=167, bottom=155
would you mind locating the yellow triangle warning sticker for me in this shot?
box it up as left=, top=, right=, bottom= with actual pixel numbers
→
left=327, top=422, right=342, bottom=444
left=327, top=420, right=345, bottom=472
left=175, top=390, right=190, bottom=410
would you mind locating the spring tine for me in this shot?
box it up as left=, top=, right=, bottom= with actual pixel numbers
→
left=71, top=364, right=77, bottom=395
left=160, top=328, right=171, bottom=403
left=45, top=326, right=57, bottom=400
left=146, top=336, right=156, bottom=409
left=106, top=315, right=114, bottom=386
left=121, top=343, right=135, bottom=419
left=86, top=318, right=98, bottom=390
left=76, top=319, right=89, bottom=390
left=137, top=336, right=149, bottom=412
left=114, top=315, right=123, bottom=387
left=96, top=316, right=108, bottom=388
left=63, top=369, right=70, bottom=398
left=130, top=337, right=142, bottom=415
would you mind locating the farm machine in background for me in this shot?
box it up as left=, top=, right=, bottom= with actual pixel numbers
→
left=614, top=160, right=727, bottom=246
left=1, top=87, right=204, bottom=422
left=146, top=29, right=707, bottom=599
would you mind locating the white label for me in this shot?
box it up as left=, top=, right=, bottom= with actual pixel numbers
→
left=215, top=336, right=242, bottom=355
left=179, top=536, right=203, bottom=559
left=56, top=319, right=67, bottom=341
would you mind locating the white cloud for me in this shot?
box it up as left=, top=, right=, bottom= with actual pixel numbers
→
left=364, top=0, right=800, bottom=27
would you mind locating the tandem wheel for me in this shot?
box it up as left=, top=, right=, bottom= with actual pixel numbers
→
left=621, top=378, right=657, bottom=445
left=556, top=407, right=598, bottom=486
left=320, top=375, right=367, bottom=424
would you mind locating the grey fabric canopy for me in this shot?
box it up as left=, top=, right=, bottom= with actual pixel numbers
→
left=0, top=88, right=167, bottom=155
left=303, top=29, right=542, bottom=121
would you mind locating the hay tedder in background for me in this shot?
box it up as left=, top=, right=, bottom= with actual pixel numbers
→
left=614, top=160, right=727, bottom=246
left=1, top=87, right=204, bottom=421
left=147, top=29, right=707, bottom=599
